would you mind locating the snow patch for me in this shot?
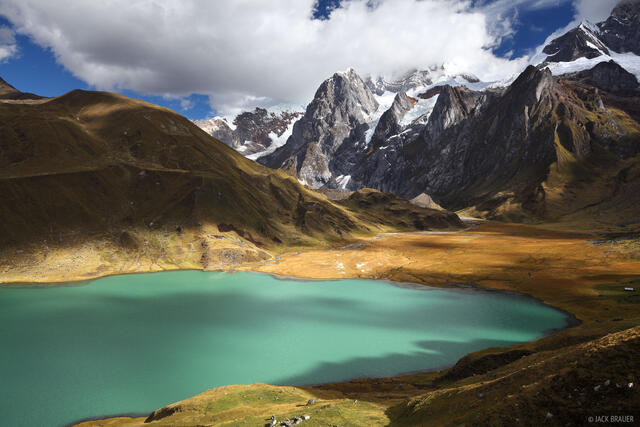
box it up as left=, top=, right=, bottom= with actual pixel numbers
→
left=335, top=175, right=351, bottom=189
left=246, top=116, right=297, bottom=161
left=365, top=90, right=398, bottom=144
left=579, top=20, right=600, bottom=37
left=543, top=51, right=640, bottom=80
left=400, top=95, right=439, bottom=127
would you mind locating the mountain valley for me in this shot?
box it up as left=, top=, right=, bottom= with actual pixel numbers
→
left=1, top=1, right=640, bottom=426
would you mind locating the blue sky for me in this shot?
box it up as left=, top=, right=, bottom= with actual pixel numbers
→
left=0, top=1, right=587, bottom=120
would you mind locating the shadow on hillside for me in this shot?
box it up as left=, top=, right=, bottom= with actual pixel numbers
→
left=286, top=337, right=523, bottom=399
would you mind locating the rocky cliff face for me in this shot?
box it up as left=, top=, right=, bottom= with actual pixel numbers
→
left=598, top=0, right=640, bottom=55
left=194, top=108, right=302, bottom=157
left=356, top=62, right=640, bottom=224
left=369, top=92, right=416, bottom=149
left=193, top=117, right=235, bottom=146
left=260, top=68, right=379, bottom=188
left=542, top=23, right=610, bottom=63
left=352, top=67, right=555, bottom=206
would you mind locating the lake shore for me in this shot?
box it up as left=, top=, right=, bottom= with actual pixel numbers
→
left=2, top=221, right=639, bottom=426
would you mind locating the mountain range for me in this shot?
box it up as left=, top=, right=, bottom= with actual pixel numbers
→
left=194, top=0, right=640, bottom=231
left=2, top=2, right=640, bottom=426
left=0, top=83, right=462, bottom=281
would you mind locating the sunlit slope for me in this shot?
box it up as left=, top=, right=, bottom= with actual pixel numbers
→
left=0, top=88, right=462, bottom=280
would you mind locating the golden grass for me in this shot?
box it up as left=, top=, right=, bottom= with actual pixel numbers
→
left=79, top=221, right=640, bottom=426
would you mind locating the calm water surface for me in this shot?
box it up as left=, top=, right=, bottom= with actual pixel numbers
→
left=0, top=271, right=572, bottom=427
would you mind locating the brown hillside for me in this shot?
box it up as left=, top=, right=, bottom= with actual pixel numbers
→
left=0, top=86, right=462, bottom=282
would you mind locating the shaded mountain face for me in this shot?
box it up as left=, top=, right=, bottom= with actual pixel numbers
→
left=598, top=0, right=640, bottom=55
left=361, top=64, right=640, bottom=227
left=369, top=92, right=417, bottom=150
left=568, top=60, right=639, bottom=93
left=541, top=1, right=640, bottom=64
left=249, top=1, right=640, bottom=230
left=194, top=108, right=302, bottom=158
left=542, top=23, right=609, bottom=63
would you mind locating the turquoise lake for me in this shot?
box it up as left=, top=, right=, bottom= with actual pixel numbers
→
left=0, top=271, right=572, bottom=427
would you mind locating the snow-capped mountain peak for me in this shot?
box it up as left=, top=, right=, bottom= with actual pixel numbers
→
left=537, top=1, right=640, bottom=80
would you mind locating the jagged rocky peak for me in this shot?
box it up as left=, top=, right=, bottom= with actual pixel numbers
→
left=424, top=84, right=486, bottom=140
left=507, top=65, right=554, bottom=103
left=195, top=107, right=302, bottom=157
left=260, top=67, right=380, bottom=189
left=541, top=0, right=640, bottom=65
left=542, top=21, right=609, bottom=63
left=315, top=67, right=379, bottom=122
left=365, top=68, right=436, bottom=95
left=370, top=92, right=417, bottom=147
left=365, top=67, right=481, bottom=96
left=598, top=0, right=640, bottom=55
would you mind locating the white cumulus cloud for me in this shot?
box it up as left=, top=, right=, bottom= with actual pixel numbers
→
left=0, top=0, right=599, bottom=115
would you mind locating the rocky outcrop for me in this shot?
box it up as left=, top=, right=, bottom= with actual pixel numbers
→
left=260, top=68, right=379, bottom=188
left=410, top=193, right=443, bottom=210
left=369, top=92, right=416, bottom=148
left=195, top=108, right=302, bottom=156
left=351, top=62, right=640, bottom=223
left=336, top=188, right=464, bottom=230
left=194, top=117, right=234, bottom=146
left=598, top=0, right=640, bottom=55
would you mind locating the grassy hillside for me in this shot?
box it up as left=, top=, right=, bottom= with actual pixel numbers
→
left=0, top=87, right=462, bottom=283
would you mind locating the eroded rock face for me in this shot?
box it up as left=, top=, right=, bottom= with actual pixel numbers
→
left=233, top=108, right=302, bottom=155
left=260, top=68, right=379, bottom=188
